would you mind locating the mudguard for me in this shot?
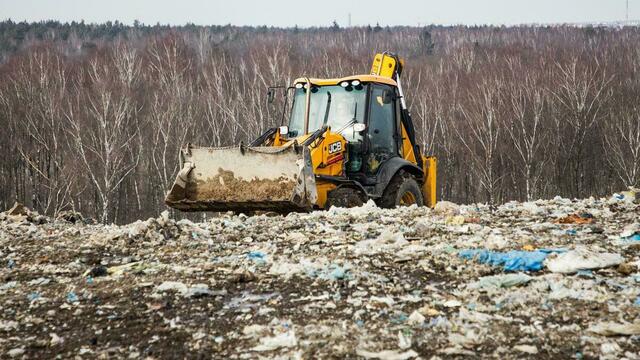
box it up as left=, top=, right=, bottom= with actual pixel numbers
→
left=372, top=157, right=424, bottom=198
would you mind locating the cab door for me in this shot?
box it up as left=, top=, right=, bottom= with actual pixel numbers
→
left=366, top=84, right=398, bottom=175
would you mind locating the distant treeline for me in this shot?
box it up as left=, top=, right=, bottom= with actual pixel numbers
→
left=0, top=21, right=638, bottom=223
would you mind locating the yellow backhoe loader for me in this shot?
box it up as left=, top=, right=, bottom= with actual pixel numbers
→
left=165, top=52, right=437, bottom=213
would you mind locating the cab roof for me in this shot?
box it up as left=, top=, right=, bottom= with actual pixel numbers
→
left=293, top=74, right=397, bottom=87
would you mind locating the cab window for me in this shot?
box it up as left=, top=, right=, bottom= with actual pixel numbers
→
left=366, top=84, right=397, bottom=174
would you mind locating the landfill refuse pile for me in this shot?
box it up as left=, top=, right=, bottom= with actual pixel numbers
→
left=1, top=191, right=639, bottom=359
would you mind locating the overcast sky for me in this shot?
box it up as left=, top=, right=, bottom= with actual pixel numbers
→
left=0, top=0, right=635, bottom=27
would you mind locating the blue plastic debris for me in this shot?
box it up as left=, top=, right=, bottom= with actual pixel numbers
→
left=306, top=264, right=352, bottom=281
left=566, top=229, right=577, bottom=235
left=627, top=234, right=640, bottom=241
left=427, top=316, right=449, bottom=328
left=67, top=292, right=79, bottom=303
left=246, top=251, right=266, bottom=260
left=7, top=259, right=15, bottom=269
left=246, top=251, right=267, bottom=265
left=635, top=297, right=640, bottom=307
left=27, top=292, right=40, bottom=302
left=390, top=312, right=408, bottom=324
left=86, top=276, right=94, bottom=284
left=458, top=249, right=566, bottom=272
left=319, top=264, right=351, bottom=281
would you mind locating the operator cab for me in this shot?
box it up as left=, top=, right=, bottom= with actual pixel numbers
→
left=283, top=76, right=402, bottom=183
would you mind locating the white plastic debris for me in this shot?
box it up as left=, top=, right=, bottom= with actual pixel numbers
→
left=369, top=296, right=395, bottom=308
left=155, top=281, right=212, bottom=298
left=545, top=248, right=624, bottom=273
left=443, top=299, right=462, bottom=308
left=355, top=349, right=419, bottom=360
left=514, top=344, right=538, bottom=354
left=242, top=324, right=268, bottom=337
left=620, top=223, right=640, bottom=238
left=522, top=202, right=547, bottom=215
left=407, top=311, right=425, bottom=326
left=397, top=331, right=411, bottom=349
left=600, top=342, right=622, bottom=357
left=50, top=332, right=64, bottom=346
left=470, top=273, right=532, bottom=290
left=588, top=322, right=640, bottom=336
left=0, top=320, right=18, bottom=331
left=433, top=201, right=460, bottom=216
left=156, top=281, right=189, bottom=294
left=7, top=348, right=25, bottom=358
left=251, top=330, right=297, bottom=351
left=354, top=230, right=408, bottom=256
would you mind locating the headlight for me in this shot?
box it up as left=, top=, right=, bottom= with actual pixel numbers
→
left=351, top=80, right=361, bottom=86
left=295, top=83, right=303, bottom=89
left=340, top=81, right=349, bottom=88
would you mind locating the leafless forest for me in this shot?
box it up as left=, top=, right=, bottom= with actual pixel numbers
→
left=0, top=23, right=639, bottom=223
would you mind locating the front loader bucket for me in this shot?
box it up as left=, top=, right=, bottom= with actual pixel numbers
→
left=165, top=144, right=317, bottom=213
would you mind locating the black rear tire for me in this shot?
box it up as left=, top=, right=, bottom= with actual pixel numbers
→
left=377, top=171, right=424, bottom=208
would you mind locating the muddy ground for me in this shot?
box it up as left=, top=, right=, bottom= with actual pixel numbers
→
left=1, top=194, right=639, bottom=359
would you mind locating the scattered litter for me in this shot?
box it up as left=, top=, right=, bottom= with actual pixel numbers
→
left=1, top=191, right=639, bottom=358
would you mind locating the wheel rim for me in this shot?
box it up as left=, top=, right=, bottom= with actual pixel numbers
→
left=399, top=191, right=416, bottom=206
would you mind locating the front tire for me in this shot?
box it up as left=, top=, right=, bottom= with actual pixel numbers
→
left=326, top=186, right=367, bottom=208
left=377, top=171, right=424, bottom=208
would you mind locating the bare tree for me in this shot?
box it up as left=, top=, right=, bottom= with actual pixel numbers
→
left=65, top=50, right=141, bottom=223
left=550, top=57, right=612, bottom=196
left=504, top=69, right=549, bottom=201
left=456, top=78, right=504, bottom=205
left=6, top=49, right=75, bottom=215
left=145, top=36, right=197, bottom=211
left=603, top=109, right=640, bottom=187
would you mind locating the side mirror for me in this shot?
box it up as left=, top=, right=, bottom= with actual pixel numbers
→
left=267, top=89, right=275, bottom=104
left=279, top=126, right=289, bottom=136
left=353, top=123, right=366, bottom=133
